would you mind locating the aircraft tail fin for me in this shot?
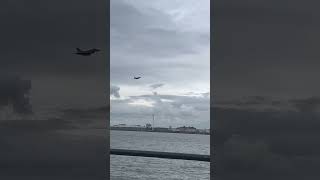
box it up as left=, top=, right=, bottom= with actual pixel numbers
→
left=76, top=48, right=82, bottom=52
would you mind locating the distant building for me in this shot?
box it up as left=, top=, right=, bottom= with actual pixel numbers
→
left=145, top=123, right=152, bottom=131
left=111, top=124, right=146, bottom=131
left=197, top=129, right=210, bottom=135
left=153, top=127, right=169, bottom=132
left=112, top=124, right=127, bottom=127
left=110, top=124, right=208, bottom=134
left=146, top=123, right=152, bottom=128
left=175, top=126, right=197, bottom=133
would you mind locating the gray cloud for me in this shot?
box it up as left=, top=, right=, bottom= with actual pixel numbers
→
left=215, top=96, right=291, bottom=112
left=0, top=75, right=32, bottom=116
left=111, top=92, right=209, bottom=128
left=110, top=0, right=209, bottom=87
left=111, top=0, right=207, bottom=58
left=149, top=83, right=164, bottom=90
left=215, top=96, right=320, bottom=114
left=290, top=97, right=320, bottom=113
left=110, top=85, right=121, bottom=98
left=61, top=106, right=108, bottom=129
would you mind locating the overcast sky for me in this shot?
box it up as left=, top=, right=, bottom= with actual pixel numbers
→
left=110, top=0, right=210, bottom=129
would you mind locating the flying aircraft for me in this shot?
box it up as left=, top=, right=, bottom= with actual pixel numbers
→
left=134, top=76, right=141, bottom=79
left=75, top=48, right=100, bottom=56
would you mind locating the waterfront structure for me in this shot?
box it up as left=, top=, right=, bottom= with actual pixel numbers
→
left=175, top=126, right=197, bottom=134
left=111, top=124, right=209, bottom=135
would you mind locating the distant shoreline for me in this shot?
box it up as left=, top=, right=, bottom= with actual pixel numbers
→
left=110, top=128, right=210, bottom=135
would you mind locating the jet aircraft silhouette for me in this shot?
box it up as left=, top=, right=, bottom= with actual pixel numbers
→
left=75, top=48, right=100, bottom=56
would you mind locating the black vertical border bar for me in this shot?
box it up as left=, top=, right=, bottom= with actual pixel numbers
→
left=106, top=0, right=111, bottom=178
left=210, top=0, right=214, bottom=179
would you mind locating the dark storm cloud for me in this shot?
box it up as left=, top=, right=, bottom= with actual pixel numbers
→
left=290, top=97, right=320, bottom=113
left=62, top=106, right=109, bottom=119
left=214, top=96, right=291, bottom=112
left=0, top=118, right=72, bottom=131
left=216, top=96, right=320, bottom=114
left=61, top=106, right=108, bottom=129
left=216, top=96, right=271, bottom=106
left=214, top=106, right=320, bottom=138
left=0, top=75, right=32, bottom=115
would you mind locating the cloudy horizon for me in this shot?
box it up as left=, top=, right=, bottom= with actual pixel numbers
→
left=110, top=0, right=210, bottom=129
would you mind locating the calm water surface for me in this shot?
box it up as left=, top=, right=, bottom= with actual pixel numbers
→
left=110, top=130, right=210, bottom=180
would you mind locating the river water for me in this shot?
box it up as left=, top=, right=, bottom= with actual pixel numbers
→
left=110, top=130, right=210, bottom=180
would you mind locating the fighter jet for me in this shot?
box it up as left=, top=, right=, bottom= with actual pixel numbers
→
left=134, top=76, right=141, bottom=79
left=75, top=48, right=100, bottom=56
